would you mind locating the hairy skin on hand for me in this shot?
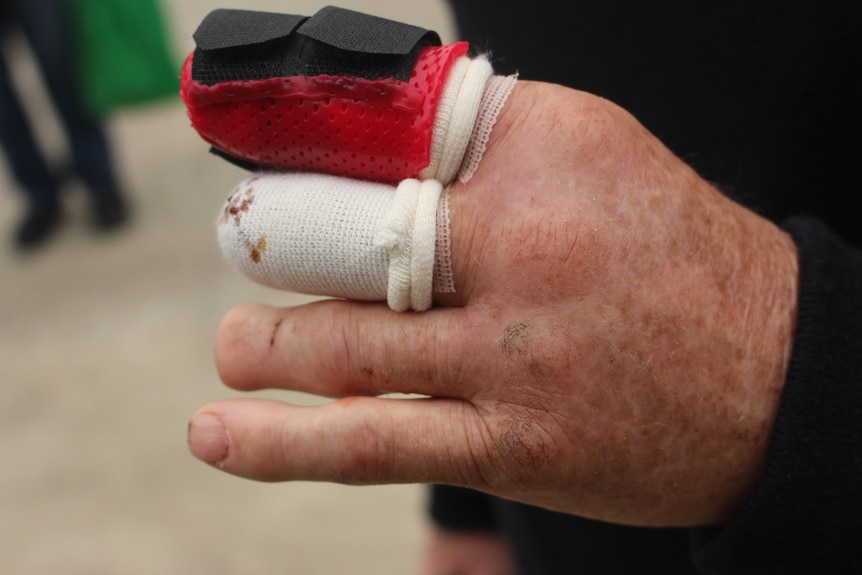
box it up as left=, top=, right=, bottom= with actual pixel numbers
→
left=433, top=83, right=799, bottom=525
left=192, top=82, right=799, bottom=528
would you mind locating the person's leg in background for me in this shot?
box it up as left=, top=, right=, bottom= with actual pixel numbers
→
left=13, top=0, right=128, bottom=244
left=0, top=10, right=64, bottom=248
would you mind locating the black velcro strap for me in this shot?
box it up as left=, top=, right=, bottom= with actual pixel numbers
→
left=193, top=9, right=307, bottom=51
left=191, top=5, right=441, bottom=86
left=297, top=5, right=438, bottom=55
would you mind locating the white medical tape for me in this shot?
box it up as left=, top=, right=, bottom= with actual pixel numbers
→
left=421, top=56, right=494, bottom=184
left=374, top=178, right=444, bottom=311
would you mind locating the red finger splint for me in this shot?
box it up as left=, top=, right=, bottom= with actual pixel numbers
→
left=180, top=6, right=469, bottom=183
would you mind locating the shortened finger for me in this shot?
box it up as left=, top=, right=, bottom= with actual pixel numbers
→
left=215, top=299, right=476, bottom=398
left=217, top=173, right=393, bottom=302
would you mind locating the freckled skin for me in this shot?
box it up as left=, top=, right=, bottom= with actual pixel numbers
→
left=436, top=83, right=798, bottom=525
left=200, top=82, right=798, bottom=528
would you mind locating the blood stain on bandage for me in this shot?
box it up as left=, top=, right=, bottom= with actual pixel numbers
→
left=245, top=235, right=267, bottom=263
left=220, top=186, right=255, bottom=226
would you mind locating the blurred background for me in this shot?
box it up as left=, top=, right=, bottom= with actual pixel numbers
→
left=0, top=1, right=456, bottom=573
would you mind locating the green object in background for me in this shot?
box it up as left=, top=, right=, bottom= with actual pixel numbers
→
left=69, top=0, right=180, bottom=116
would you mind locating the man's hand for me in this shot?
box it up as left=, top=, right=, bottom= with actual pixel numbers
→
left=188, top=82, right=799, bottom=527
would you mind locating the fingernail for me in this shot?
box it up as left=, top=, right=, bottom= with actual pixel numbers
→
left=188, top=413, right=229, bottom=465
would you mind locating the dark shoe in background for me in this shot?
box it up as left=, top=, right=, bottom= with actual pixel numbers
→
left=91, top=188, right=129, bottom=231
left=13, top=205, right=62, bottom=250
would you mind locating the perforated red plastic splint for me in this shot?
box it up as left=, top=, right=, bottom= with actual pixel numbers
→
left=180, top=7, right=469, bottom=183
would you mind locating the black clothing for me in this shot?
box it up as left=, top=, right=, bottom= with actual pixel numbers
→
left=448, top=0, right=862, bottom=246
left=432, top=1, right=862, bottom=573
left=431, top=485, right=699, bottom=573
left=691, top=218, right=862, bottom=574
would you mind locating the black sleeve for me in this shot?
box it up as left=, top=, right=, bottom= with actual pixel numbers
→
left=428, top=484, right=500, bottom=532
left=691, top=217, right=862, bottom=574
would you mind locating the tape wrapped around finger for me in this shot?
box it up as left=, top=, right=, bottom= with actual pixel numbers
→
left=218, top=173, right=452, bottom=311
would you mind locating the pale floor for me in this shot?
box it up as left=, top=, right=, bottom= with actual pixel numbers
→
left=0, top=1, right=457, bottom=573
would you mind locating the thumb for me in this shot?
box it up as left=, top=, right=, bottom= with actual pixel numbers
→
left=188, top=396, right=482, bottom=486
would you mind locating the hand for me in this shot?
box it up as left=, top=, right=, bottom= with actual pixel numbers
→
left=416, top=527, right=516, bottom=575
left=188, top=81, right=799, bottom=527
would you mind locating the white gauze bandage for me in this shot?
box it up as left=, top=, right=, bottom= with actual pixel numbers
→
left=421, top=56, right=493, bottom=184
left=217, top=58, right=517, bottom=312
left=217, top=173, right=446, bottom=311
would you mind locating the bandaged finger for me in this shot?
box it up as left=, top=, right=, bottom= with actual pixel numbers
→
left=217, top=172, right=453, bottom=312
left=181, top=6, right=515, bottom=185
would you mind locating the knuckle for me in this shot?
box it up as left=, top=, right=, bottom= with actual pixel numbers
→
left=317, top=303, right=374, bottom=394
left=497, top=414, right=553, bottom=474
left=480, top=406, right=559, bottom=489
